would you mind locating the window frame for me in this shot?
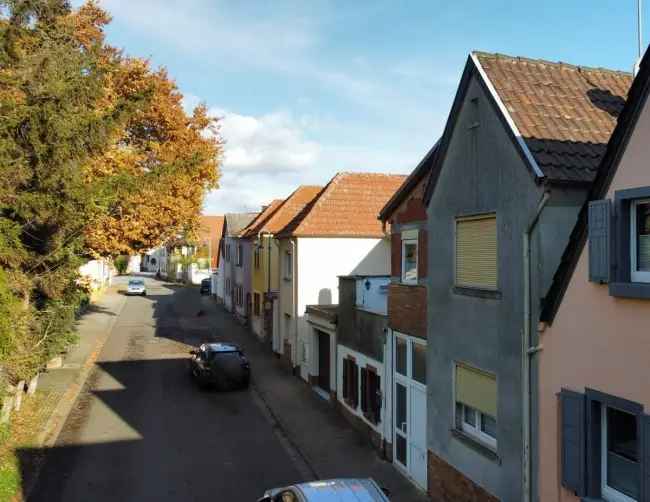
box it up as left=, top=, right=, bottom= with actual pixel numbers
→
left=454, top=213, right=498, bottom=292
left=236, top=244, right=243, bottom=267
left=600, top=405, right=639, bottom=502
left=458, top=403, right=497, bottom=450
left=254, top=246, right=261, bottom=269
left=284, top=251, right=293, bottom=280
left=401, top=239, right=418, bottom=284
left=630, top=198, right=650, bottom=283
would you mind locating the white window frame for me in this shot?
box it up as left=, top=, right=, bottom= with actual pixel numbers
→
left=457, top=403, right=497, bottom=450
left=401, top=239, right=418, bottom=284
left=600, top=406, right=638, bottom=502
left=630, top=199, right=650, bottom=283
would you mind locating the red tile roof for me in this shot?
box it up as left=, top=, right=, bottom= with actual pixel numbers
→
left=261, top=186, right=323, bottom=235
left=277, top=173, right=407, bottom=238
left=198, top=215, right=224, bottom=269
left=474, top=52, right=632, bottom=184
left=238, top=200, right=284, bottom=238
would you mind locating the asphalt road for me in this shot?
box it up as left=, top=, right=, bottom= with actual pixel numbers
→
left=28, top=277, right=303, bottom=501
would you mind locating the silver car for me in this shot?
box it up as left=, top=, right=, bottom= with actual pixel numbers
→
left=259, top=478, right=391, bottom=502
left=126, top=278, right=146, bottom=296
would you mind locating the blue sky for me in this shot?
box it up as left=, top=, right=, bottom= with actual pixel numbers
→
left=78, top=1, right=645, bottom=214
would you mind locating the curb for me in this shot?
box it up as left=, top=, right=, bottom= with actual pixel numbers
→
left=22, top=291, right=127, bottom=500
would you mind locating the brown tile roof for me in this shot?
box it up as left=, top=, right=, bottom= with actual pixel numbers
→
left=224, top=213, right=258, bottom=237
left=238, top=200, right=284, bottom=238
left=277, top=173, right=407, bottom=238
left=198, top=215, right=224, bottom=269
left=261, top=186, right=323, bottom=235
left=474, top=51, right=632, bottom=184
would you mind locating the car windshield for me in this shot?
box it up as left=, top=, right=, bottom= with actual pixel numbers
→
left=129, top=280, right=144, bottom=286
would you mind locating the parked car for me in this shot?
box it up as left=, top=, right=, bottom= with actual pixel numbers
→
left=126, top=278, right=146, bottom=296
left=188, top=343, right=250, bottom=390
left=258, top=479, right=390, bottom=502
left=200, top=278, right=211, bottom=295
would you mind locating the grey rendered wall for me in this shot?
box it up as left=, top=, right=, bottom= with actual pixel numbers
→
left=426, top=71, right=586, bottom=501
left=337, top=277, right=386, bottom=362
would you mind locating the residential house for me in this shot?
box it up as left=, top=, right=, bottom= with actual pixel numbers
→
left=219, top=213, right=258, bottom=313
left=335, top=275, right=391, bottom=457
left=538, top=48, right=650, bottom=502
left=275, top=172, right=406, bottom=382
left=236, top=201, right=284, bottom=332
left=377, top=143, right=437, bottom=490
left=423, top=52, right=631, bottom=502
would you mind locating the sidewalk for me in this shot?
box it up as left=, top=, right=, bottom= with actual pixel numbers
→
left=210, top=302, right=429, bottom=502
left=21, top=287, right=126, bottom=498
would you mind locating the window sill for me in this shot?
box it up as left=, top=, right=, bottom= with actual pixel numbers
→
left=452, top=286, right=502, bottom=300
left=450, top=428, right=500, bottom=463
left=609, top=281, right=650, bottom=299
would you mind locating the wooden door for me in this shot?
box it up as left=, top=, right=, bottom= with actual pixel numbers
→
left=317, top=331, right=330, bottom=391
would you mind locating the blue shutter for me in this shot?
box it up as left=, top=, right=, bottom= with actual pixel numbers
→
left=560, top=390, right=586, bottom=496
left=641, top=415, right=650, bottom=500
left=588, top=200, right=611, bottom=283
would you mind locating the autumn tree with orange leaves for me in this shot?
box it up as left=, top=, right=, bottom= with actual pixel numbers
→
left=0, top=0, right=221, bottom=383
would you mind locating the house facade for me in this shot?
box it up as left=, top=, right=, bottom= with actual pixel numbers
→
left=378, top=144, right=436, bottom=491
left=219, top=213, right=257, bottom=313
left=335, top=275, right=391, bottom=458
left=423, top=52, right=630, bottom=502
left=275, top=173, right=405, bottom=381
left=538, top=48, right=650, bottom=502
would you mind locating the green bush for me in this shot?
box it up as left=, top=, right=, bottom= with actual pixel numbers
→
left=114, top=256, right=129, bottom=275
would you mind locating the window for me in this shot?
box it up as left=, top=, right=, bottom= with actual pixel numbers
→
left=225, top=278, right=231, bottom=295
left=342, top=357, right=358, bottom=408
left=236, top=244, right=243, bottom=267
left=284, top=251, right=292, bottom=280
left=559, top=389, right=648, bottom=500
left=631, top=199, right=650, bottom=283
left=253, top=293, right=261, bottom=316
left=401, top=239, right=418, bottom=283
left=455, top=214, right=497, bottom=290
left=225, top=243, right=230, bottom=262
left=601, top=406, right=639, bottom=502
left=454, top=363, right=497, bottom=450
left=254, top=246, right=261, bottom=269
left=360, top=367, right=381, bottom=424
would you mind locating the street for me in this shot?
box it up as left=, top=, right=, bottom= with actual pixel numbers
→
left=27, top=277, right=305, bottom=501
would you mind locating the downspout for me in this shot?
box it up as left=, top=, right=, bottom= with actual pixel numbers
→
left=291, top=238, right=298, bottom=372
left=523, top=190, right=550, bottom=502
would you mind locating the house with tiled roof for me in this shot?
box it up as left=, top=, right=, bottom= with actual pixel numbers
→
left=217, top=212, right=258, bottom=313
left=535, top=46, right=650, bottom=502
left=236, top=199, right=284, bottom=337
left=274, top=172, right=406, bottom=393
left=238, top=187, right=322, bottom=343
left=422, top=51, right=631, bottom=502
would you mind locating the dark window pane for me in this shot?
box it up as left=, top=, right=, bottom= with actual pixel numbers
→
left=412, top=342, right=426, bottom=384
left=396, top=434, right=407, bottom=466
left=464, top=405, right=476, bottom=427
left=637, top=202, right=650, bottom=271
left=396, top=383, right=407, bottom=434
left=396, top=337, right=407, bottom=376
left=455, top=402, right=463, bottom=429
left=481, top=413, right=497, bottom=438
left=606, top=406, right=639, bottom=499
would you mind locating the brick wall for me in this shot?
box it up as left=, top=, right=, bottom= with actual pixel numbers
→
left=387, top=283, right=427, bottom=339
left=428, top=451, right=499, bottom=502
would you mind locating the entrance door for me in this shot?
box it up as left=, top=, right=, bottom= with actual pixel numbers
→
left=393, top=333, right=427, bottom=490
left=317, top=331, right=330, bottom=391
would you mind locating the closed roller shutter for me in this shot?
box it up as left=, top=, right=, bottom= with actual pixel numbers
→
left=455, top=363, right=497, bottom=418
left=456, top=214, right=497, bottom=289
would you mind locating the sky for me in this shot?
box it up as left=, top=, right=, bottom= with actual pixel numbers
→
left=74, top=1, right=647, bottom=215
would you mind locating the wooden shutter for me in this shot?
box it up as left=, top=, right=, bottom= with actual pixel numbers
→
left=588, top=200, right=611, bottom=283
left=342, top=360, right=349, bottom=400
left=560, top=390, right=586, bottom=496
left=360, top=368, right=368, bottom=413
left=351, top=362, right=358, bottom=408
left=456, top=214, right=497, bottom=289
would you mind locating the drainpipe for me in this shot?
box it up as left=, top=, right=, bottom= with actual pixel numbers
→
left=523, top=190, right=550, bottom=502
left=291, top=238, right=298, bottom=372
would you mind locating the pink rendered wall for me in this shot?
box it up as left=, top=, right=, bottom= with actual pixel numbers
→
left=538, top=95, right=650, bottom=502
